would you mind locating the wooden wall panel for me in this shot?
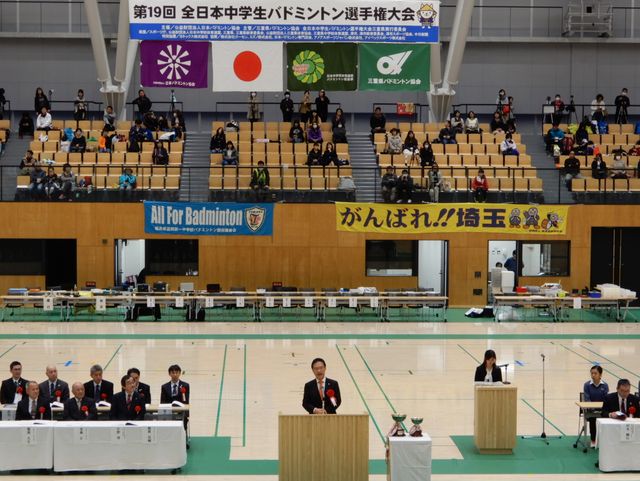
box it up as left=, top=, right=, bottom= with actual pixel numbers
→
left=0, top=203, right=638, bottom=306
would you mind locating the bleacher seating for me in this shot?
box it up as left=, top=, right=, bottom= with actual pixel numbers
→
left=0, top=120, right=10, bottom=149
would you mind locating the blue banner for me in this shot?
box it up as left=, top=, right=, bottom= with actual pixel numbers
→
left=144, top=201, right=274, bottom=236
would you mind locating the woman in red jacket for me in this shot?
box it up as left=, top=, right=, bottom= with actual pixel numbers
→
left=471, top=169, right=489, bottom=202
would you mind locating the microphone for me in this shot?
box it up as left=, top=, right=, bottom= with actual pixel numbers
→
left=326, top=389, right=337, bottom=408
left=540, top=354, right=546, bottom=360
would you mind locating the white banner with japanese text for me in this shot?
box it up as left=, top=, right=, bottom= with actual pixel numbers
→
left=130, top=0, right=439, bottom=43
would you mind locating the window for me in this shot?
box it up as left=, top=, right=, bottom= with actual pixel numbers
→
left=145, top=240, right=198, bottom=275
left=365, top=240, right=417, bottom=276
left=519, top=241, right=570, bottom=277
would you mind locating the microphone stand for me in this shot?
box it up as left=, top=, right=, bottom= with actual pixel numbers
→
left=522, top=353, right=561, bottom=444
left=498, top=363, right=510, bottom=384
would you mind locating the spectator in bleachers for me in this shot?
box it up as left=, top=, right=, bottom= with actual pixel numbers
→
left=59, top=163, right=76, bottom=200
left=381, top=166, right=397, bottom=203
left=103, top=105, right=115, bottom=131
left=551, top=94, right=566, bottom=125
left=119, top=167, right=137, bottom=190
left=504, top=96, right=516, bottom=123
left=428, top=163, right=444, bottom=203
left=172, top=109, right=186, bottom=136
left=247, top=92, right=260, bottom=124
left=98, top=130, right=112, bottom=153
left=505, top=118, right=517, bottom=134
left=289, top=120, right=305, bottom=144
left=403, top=130, right=419, bottom=163
left=132, top=89, right=152, bottom=120
left=545, top=123, right=564, bottom=153
left=29, top=162, right=46, bottom=199
left=157, top=114, right=170, bottom=131
left=464, top=111, right=481, bottom=134
left=307, top=122, right=323, bottom=144
left=171, top=119, right=183, bottom=141
left=614, top=88, right=630, bottom=124
left=320, top=142, right=338, bottom=167
left=610, top=153, right=629, bottom=179
left=210, top=127, right=226, bottom=153
left=591, top=94, right=606, bottom=122
left=18, top=112, right=34, bottom=139
left=280, top=91, right=294, bottom=122
left=143, top=111, right=159, bottom=131
left=396, top=169, right=414, bottom=203
left=44, top=166, right=59, bottom=199
left=591, top=153, right=607, bottom=179
left=332, top=108, right=345, bottom=129
left=308, top=111, right=321, bottom=129
left=299, top=90, right=312, bottom=124
left=19, top=150, right=36, bottom=175
left=152, top=141, right=169, bottom=166
left=419, top=140, right=434, bottom=167
left=315, top=90, right=330, bottom=123
left=70, top=129, right=86, bottom=153
left=471, top=169, right=489, bottom=203
left=574, top=139, right=592, bottom=156
left=496, top=89, right=508, bottom=111
left=306, top=142, right=322, bottom=166
left=490, top=111, right=505, bottom=134
left=564, top=151, right=582, bottom=188
left=450, top=110, right=464, bottom=134
left=129, top=119, right=146, bottom=143
left=438, top=121, right=457, bottom=144
left=575, top=123, right=590, bottom=145
left=250, top=160, right=270, bottom=201
left=222, top=141, right=238, bottom=166
left=629, top=140, right=640, bottom=157
left=500, top=133, right=519, bottom=155
left=35, top=106, right=52, bottom=131
left=370, top=107, right=386, bottom=136
left=127, top=136, right=141, bottom=153
left=34, top=87, right=49, bottom=114
left=386, top=128, right=403, bottom=154
left=332, top=118, right=347, bottom=144
left=73, top=89, right=87, bottom=121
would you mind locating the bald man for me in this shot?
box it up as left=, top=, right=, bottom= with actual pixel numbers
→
left=62, top=382, right=97, bottom=420
left=39, top=365, right=70, bottom=402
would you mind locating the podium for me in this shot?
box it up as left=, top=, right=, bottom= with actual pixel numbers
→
left=279, top=414, right=368, bottom=481
left=474, top=383, right=517, bottom=454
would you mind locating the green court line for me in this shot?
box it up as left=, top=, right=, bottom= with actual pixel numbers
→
left=242, top=344, right=247, bottom=448
left=457, top=344, right=481, bottom=364
left=103, top=343, right=122, bottom=371
left=520, top=398, right=566, bottom=437
left=353, top=345, right=406, bottom=432
left=214, top=344, right=228, bottom=437
left=579, top=343, right=640, bottom=380
left=558, top=343, right=622, bottom=380
left=0, top=344, right=17, bottom=359
left=335, top=344, right=385, bottom=445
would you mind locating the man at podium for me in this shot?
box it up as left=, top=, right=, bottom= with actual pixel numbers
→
left=474, top=349, right=503, bottom=383
left=302, top=358, right=341, bottom=414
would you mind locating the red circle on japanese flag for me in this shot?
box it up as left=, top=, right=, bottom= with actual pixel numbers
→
left=233, top=51, right=262, bottom=82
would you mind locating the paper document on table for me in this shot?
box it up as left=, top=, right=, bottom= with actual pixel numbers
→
left=22, top=426, right=38, bottom=445
left=573, top=297, right=582, bottom=309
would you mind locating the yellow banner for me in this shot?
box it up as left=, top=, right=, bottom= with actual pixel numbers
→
left=336, top=203, right=569, bottom=235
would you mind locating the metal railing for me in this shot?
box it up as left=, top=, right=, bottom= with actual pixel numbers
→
left=126, top=101, right=185, bottom=119
left=370, top=103, right=429, bottom=124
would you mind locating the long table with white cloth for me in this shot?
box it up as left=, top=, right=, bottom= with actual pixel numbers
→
left=0, top=420, right=55, bottom=470
left=597, top=418, right=640, bottom=472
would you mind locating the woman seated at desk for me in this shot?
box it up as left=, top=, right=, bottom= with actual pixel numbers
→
left=474, top=349, right=503, bottom=383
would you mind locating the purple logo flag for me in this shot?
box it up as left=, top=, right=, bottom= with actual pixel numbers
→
left=140, top=41, right=209, bottom=89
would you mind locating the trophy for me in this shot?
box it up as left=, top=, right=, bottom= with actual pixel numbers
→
left=409, top=417, right=423, bottom=437
left=389, top=413, right=406, bottom=437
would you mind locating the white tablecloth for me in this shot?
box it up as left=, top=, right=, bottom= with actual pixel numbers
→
left=388, top=434, right=432, bottom=481
left=53, top=421, right=186, bottom=471
left=597, top=418, right=640, bottom=472
left=0, top=421, right=55, bottom=470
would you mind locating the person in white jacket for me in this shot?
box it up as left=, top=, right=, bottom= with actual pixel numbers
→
left=35, top=107, right=52, bottom=131
left=591, top=94, right=606, bottom=122
left=500, top=133, right=519, bottom=155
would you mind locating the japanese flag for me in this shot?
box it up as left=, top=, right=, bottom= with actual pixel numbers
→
left=212, top=42, right=284, bottom=92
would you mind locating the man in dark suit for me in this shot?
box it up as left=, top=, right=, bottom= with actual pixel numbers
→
left=110, top=375, right=146, bottom=421
left=602, top=378, right=640, bottom=419
left=0, top=361, right=29, bottom=405
left=15, top=382, right=51, bottom=420
left=127, top=367, right=151, bottom=404
left=160, top=364, right=190, bottom=404
left=63, top=382, right=98, bottom=420
left=83, top=364, right=114, bottom=404
left=302, top=358, right=341, bottom=414
left=39, top=365, right=70, bottom=403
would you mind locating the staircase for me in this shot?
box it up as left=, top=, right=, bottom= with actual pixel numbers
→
left=178, top=132, right=211, bottom=202
left=348, top=133, right=379, bottom=202
left=0, top=131, right=30, bottom=201
left=521, top=133, right=574, bottom=204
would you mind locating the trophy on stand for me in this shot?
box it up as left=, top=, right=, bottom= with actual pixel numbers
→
left=388, top=413, right=407, bottom=437
left=409, top=417, right=423, bottom=437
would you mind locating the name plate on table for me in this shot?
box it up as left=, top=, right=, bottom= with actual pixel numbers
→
left=111, top=426, right=126, bottom=443
left=43, top=297, right=54, bottom=311
left=370, top=297, right=379, bottom=308
left=205, top=297, right=214, bottom=308
left=265, top=297, right=275, bottom=308
left=622, top=423, right=640, bottom=442
left=236, top=297, right=245, bottom=308
left=144, top=426, right=157, bottom=444
left=22, top=426, right=38, bottom=445
left=327, top=297, right=337, bottom=308
left=147, top=297, right=156, bottom=308
left=282, top=297, right=291, bottom=308
left=95, top=297, right=106, bottom=312
left=304, top=297, right=313, bottom=308
left=74, top=427, right=89, bottom=443
left=349, top=297, right=358, bottom=308
left=175, top=297, right=184, bottom=308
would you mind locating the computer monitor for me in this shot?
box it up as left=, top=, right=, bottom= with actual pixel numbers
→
left=136, top=284, right=150, bottom=293
left=180, top=282, right=195, bottom=292
left=153, top=282, right=167, bottom=293
left=207, top=283, right=221, bottom=293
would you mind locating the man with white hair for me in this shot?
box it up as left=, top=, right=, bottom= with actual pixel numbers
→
left=39, top=365, right=69, bottom=402
left=16, top=382, right=51, bottom=420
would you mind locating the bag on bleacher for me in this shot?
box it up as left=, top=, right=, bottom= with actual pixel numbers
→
left=597, top=120, right=609, bottom=134
left=337, top=176, right=356, bottom=191
left=225, top=121, right=239, bottom=132
left=567, top=123, right=579, bottom=135
left=562, top=137, right=574, bottom=155
left=38, top=133, right=48, bottom=142
left=635, top=122, right=640, bottom=134
left=60, top=141, right=70, bottom=153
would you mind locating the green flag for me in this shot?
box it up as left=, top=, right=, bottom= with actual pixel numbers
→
left=287, top=43, right=357, bottom=91
left=359, top=43, right=430, bottom=91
